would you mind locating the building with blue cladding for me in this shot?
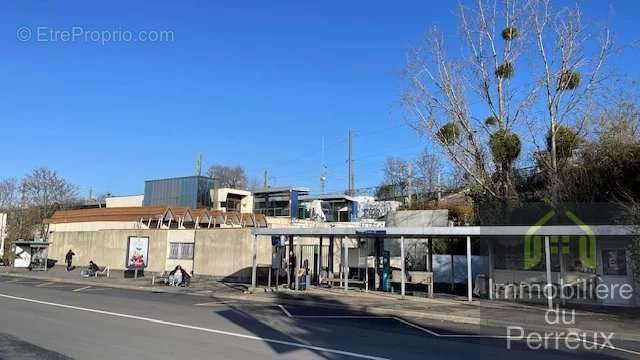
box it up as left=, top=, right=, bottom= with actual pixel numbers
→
left=143, top=176, right=215, bottom=209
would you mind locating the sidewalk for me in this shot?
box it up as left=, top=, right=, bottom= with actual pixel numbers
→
left=2, top=265, right=639, bottom=342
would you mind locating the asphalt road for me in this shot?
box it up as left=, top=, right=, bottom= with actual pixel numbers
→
left=0, top=276, right=638, bottom=360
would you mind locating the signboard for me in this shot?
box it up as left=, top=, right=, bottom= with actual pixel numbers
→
left=355, top=230, right=386, bottom=236
left=13, top=244, right=31, bottom=268
left=127, top=236, right=149, bottom=268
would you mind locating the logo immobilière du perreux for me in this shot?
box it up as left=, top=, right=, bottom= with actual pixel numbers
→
left=524, top=210, right=597, bottom=270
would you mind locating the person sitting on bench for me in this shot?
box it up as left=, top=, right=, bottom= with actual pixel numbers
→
left=87, top=261, right=100, bottom=276
left=168, top=265, right=191, bottom=287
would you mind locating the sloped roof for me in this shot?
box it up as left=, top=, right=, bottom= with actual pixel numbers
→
left=189, top=208, right=211, bottom=223
left=45, top=206, right=169, bottom=224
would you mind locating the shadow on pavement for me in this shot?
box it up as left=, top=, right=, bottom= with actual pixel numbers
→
left=0, top=333, right=72, bottom=360
left=211, top=288, right=629, bottom=360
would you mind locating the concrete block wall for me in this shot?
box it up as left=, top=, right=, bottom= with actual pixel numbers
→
left=48, top=229, right=168, bottom=273
left=166, top=230, right=195, bottom=273
left=193, top=229, right=271, bottom=281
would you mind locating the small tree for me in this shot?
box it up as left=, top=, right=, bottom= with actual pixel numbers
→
left=380, top=157, right=409, bottom=200
left=0, top=178, right=17, bottom=211
left=528, top=0, right=614, bottom=203
left=207, top=165, right=248, bottom=189
left=404, top=0, right=531, bottom=201
left=20, top=167, right=77, bottom=239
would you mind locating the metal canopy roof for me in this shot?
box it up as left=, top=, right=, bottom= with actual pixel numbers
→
left=252, top=225, right=635, bottom=237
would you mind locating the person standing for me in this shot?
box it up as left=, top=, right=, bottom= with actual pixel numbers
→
left=65, top=249, right=75, bottom=271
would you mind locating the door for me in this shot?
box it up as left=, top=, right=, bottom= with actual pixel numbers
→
left=599, top=247, right=634, bottom=306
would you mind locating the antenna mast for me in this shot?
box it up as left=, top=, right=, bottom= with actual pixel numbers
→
left=195, top=153, right=203, bottom=176
left=347, top=129, right=355, bottom=196
left=320, top=136, right=327, bottom=194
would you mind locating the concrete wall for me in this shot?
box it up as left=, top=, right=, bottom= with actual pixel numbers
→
left=49, top=228, right=269, bottom=280
left=166, top=230, right=195, bottom=273
left=105, top=195, right=144, bottom=208
left=385, top=210, right=449, bottom=227
left=210, top=188, right=254, bottom=213
left=49, top=221, right=146, bottom=232
left=193, top=229, right=271, bottom=281
left=49, top=229, right=167, bottom=273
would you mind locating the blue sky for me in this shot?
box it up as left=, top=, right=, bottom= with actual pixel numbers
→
left=1, top=1, right=638, bottom=197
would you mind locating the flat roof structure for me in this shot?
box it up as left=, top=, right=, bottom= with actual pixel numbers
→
left=252, top=186, right=311, bottom=194
left=249, top=225, right=635, bottom=305
left=299, top=194, right=356, bottom=202
left=251, top=225, right=634, bottom=237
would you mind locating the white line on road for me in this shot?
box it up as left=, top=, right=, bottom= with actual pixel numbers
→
left=72, top=286, right=92, bottom=292
left=0, top=293, right=389, bottom=360
left=35, top=282, right=55, bottom=287
left=392, top=317, right=441, bottom=337
left=296, top=315, right=393, bottom=319
left=280, top=312, right=640, bottom=357
left=278, top=305, right=292, bottom=318
left=193, top=301, right=238, bottom=306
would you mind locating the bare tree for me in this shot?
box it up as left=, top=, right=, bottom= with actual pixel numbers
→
left=404, top=0, right=535, bottom=201
left=414, top=151, right=442, bottom=193
left=382, top=157, right=410, bottom=188
left=528, top=0, right=614, bottom=203
left=20, top=167, right=77, bottom=239
left=0, top=178, right=17, bottom=211
left=207, top=165, right=248, bottom=189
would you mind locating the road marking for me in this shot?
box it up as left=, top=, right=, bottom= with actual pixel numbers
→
left=392, top=317, right=441, bottom=337
left=279, top=312, right=640, bottom=356
left=296, top=315, right=393, bottom=319
left=81, top=287, right=108, bottom=292
left=72, top=286, right=92, bottom=292
left=35, top=282, right=55, bottom=287
left=193, top=301, right=238, bottom=306
left=278, top=305, right=292, bottom=318
left=0, top=293, right=389, bottom=360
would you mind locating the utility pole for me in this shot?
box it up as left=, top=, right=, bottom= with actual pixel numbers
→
left=347, top=129, right=355, bottom=196
left=263, top=169, right=268, bottom=188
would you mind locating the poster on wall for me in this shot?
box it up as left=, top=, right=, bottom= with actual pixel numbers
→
left=127, top=236, right=149, bottom=268
left=602, top=249, right=627, bottom=276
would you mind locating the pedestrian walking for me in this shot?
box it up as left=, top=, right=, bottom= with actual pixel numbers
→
left=65, top=249, right=75, bottom=271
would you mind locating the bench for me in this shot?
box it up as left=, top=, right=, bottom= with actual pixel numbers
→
left=392, top=270, right=434, bottom=298
left=80, top=265, right=110, bottom=278
left=95, top=266, right=110, bottom=278
left=153, top=271, right=170, bottom=285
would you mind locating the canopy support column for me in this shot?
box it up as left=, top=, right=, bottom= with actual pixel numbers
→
left=544, top=235, right=553, bottom=309
left=251, top=234, right=258, bottom=293
left=467, top=236, right=473, bottom=302
left=401, top=236, right=406, bottom=299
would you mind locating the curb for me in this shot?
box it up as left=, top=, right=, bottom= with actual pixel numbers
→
left=2, top=272, right=639, bottom=343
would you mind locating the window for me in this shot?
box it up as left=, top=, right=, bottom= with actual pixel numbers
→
left=169, top=243, right=194, bottom=259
